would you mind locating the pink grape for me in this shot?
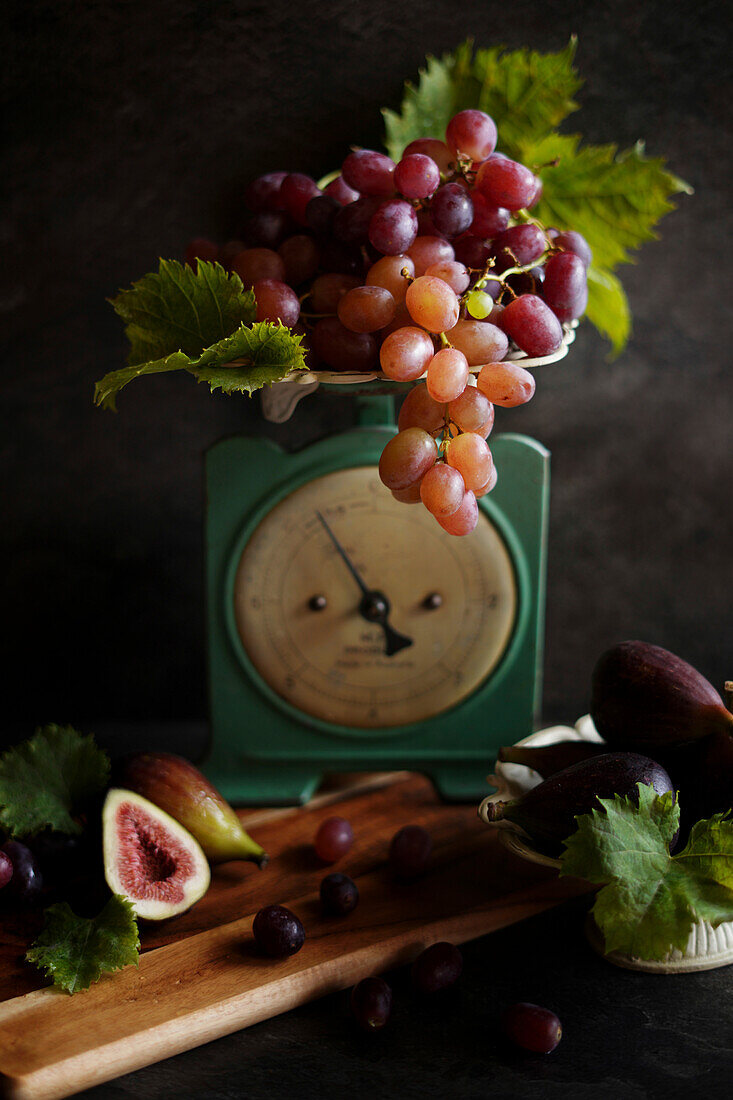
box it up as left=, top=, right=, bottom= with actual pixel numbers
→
left=219, top=239, right=246, bottom=269
left=185, top=238, right=219, bottom=267
left=403, top=138, right=454, bottom=174
left=338, top=285, right=396, bottom=333
left=426, top=348, right=469, bottom=402
left=253, top=279, right=301, bottom=326
left=379, top=428, right=437, bottom=490
left=499, top=294, right=563, bottom=357
left=380, top=300, right=412, bottom=338
left=309, top=273, right=361, bottom=313
left=380, top=326, right=435, bottom=381
left=341, top=149, right=395, bottom=196
left=389, top=825, right=433, bottom=876
left=542, top=252, right=589, bottom=322
left=446, top=109, right=497, bottom=162
left=446, top=433, right=492, bottom=492
left=424, top=260, right=470, bottom=294
left=420, top=464, right=466, bottom=518
left=469, top=194, right=510, bottom=239
left=408, top=236, right=455, bottom=276
left=405, top=276, right=460, bottom=333
left=280, top=173, right=321, bottom=224
left=324, top=176, right=360, bottom=205
left=475, top=464, right=498, bottom=497
left=475, top=154, right=540, bottom=211
left=448, top=387, right=494, bottom=437
left=366, top=254, right=415, bottom=302
left=394, top=154, right=441, bottom=199
left=430, top=182, right=474, bottom=238
left=369, top=199, right=418, bottom=255
left=278, top=235, right=319, bottom=285
left=314, top=816, right=354, bottom=862
left=448, top=319, right=508, bottom=366
left=245, top=171, right=287, bottom=212
left=231, top=247, right=286, bottom=286
left=311, top=317, right=379, bottom=372
left=437, top=490, right=479, bottom=536
left=477, top=362, right=536, bottom=407
left=397, top=384, right=445, bottom=434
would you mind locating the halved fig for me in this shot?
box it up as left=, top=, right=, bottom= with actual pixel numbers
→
left=103, top=789, right=210, bottom=920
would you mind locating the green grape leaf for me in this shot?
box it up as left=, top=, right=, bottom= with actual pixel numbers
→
left=26, top=896, right=140, bottom=994
left=560, top=786, right=733, bottom=961
left=0, top=725, right=110, bottom=838
left=525, top=134, right=692, bottom=272
left=109, top=259, right=256, bottom=366
left=585, top=266, right=631, bottom=355
left=383, top=39, right=581, bottom=162
left=95, top=321, right=306, bottom=410
left=195, top=322, right=308, bottom=395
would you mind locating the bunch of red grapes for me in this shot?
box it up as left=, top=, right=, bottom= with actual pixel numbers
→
left=187, top=109, right=591, bottom=536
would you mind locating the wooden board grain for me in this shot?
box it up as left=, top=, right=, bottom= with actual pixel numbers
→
left=0, top=774, right=589, bottom=1100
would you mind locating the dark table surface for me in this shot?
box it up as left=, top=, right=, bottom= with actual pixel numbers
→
left=59, top=724, right=730, bottom=1100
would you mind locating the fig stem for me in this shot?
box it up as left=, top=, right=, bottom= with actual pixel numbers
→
left=725, top=681, right=733, bottom=713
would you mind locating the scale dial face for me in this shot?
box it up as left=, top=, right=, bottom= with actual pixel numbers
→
left=231, top=466, right=517, bottom=730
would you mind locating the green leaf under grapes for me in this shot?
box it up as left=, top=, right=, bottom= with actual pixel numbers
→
left=585, top=266, right=631, bottom=355
left=95, top=321, right=307, bottom=410
left=27, top=896, right=140, bottom=994
left=560, top=786, right=733, bottom=961
left=110, top=259, right=256, bottom=366
left=0, top=725, right=110, bottom=838
left=383, top=39, right=581, bottom=163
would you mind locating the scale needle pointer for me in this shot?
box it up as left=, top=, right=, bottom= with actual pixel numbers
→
left=315, top=511, right=413, bottom=657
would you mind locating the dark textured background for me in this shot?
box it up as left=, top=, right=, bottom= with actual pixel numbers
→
left=2, top=0, right=732, bottom=742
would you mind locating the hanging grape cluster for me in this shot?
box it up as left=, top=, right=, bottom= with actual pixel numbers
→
left=186, top=108, right=591, bottom=536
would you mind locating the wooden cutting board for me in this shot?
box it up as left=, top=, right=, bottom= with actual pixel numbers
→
left=0, top=773, right=589, bottom=1100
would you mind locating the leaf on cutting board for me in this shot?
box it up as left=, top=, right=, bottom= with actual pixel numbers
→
left=560, top=785, right=733, bottom=961
left=0, top=725, right=110, bottom=838
left=26, top=895, right=140, bottom=994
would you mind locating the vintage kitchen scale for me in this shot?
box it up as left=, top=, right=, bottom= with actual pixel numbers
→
left=204, top=329, right=574, bottom=805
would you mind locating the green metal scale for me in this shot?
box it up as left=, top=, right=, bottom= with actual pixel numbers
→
left=204, top=390, right=549, bottom=804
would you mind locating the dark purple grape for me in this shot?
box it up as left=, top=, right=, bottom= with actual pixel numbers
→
left=476, top=154, right=540, bottom=212
left=542, top=252, right=588, bottom=321
left=219, top=239, right=247, bottom=269
left=453, top=234, right=492, bottom=271
left=351, top=976, right=392, bottom=1030
left=314, top=816, right=354, bottom=862
left=184, top=238, right=219, bottom=268
left=320, top=872, right=359, bottom=915
left=549, top=228, right=592, bottom=268
left=490, top=224, right=546, bottom=271
left=503, top=1002, right=562, bottom=1053
left=311, top=318, right=378, bottom=372
left=305, top=194, right=340, bottom=235
left=252, top=904, right=305, bottom=957
left=28, top=830, right=84, bottom=885
left=411, top=942, right=463, bottom=993
left=469, top=194, right=510, bottom=239
left=389, top=825, right=432, bottom=877
left=334, top=196, right=382, bottom=245
left=341, top=150, right=395, bottom=196
left=277, top=235, right=319, bottom=286
left=369, top=199, right=418, bottom=255
left=317, top=238, right=364, bottom=276
left=280, top=174, right=321, bottom=225
left=499, top=294, right=563, bottom=357
left=0, top=850, right=12, bottom=890
left=430, top=183, right=474, bottom=238
left=241, top=211, right=292, bottom=249
left=504, top=265, right=545, bottom=297
left=1, top=840, right=43, bottom=903
left=245, top=171, right=287, bottom=212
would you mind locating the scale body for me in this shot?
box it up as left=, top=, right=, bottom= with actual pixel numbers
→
left=205, top=405, right=549, bottom=804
